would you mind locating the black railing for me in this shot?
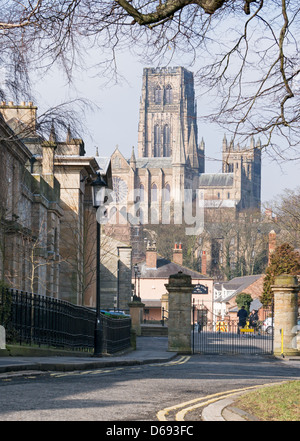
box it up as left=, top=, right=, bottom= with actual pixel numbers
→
left=102, top=314, right=132, bottom=354
left=192, top=303, right=274, bottom=355
left=0, top=288, right=131, bottom=354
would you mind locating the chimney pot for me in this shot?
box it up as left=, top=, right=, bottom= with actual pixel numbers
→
left=146, top=241, right=157, bottom=268
left=173, top=243, right=183, bottom=266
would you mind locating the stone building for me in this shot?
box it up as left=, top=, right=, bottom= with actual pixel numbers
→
left=132, top=240, right=214, bottom=323
left=0, top=106, right=62, bottom=296
left=213, top=274, right=264, bottom=320
left=106, top=67, right=262, bottom=273
left=0, top=101, right=132, bottom=309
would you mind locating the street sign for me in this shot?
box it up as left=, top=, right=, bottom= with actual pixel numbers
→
left=193, top=284, right=208, bottom=294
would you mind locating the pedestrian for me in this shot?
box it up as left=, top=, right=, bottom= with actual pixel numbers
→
left=237, top=305, right=248, bottom=335
left=249, top=309, right=259, bottom=335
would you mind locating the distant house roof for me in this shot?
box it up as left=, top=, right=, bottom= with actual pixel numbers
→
left=133, top=256, right=210, bottom=280
left=216, top=274, right=263, bottom=303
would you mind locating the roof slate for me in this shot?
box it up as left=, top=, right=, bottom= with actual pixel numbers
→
left=134, top=256, right=209, bottom=279
left=198, top=173, right=234, bottom=187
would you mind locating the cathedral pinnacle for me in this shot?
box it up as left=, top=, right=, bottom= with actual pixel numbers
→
left=172, top=121, right=186, bottom=165
left=130, top=146, right=136, bottom=170
left=187, top=124, right=199, bottom=169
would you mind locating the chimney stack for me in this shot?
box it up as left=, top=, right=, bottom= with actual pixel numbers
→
left=41, top=121, right=57, bottom=188
left=173, top=242, right=183, bottom=266
left=201, top=250, right=207, bottom=275
left=145, top=241, right=157, bottom=269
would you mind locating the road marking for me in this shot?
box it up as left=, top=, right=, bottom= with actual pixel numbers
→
left=157, top=382, right=282, bottom=421
left=150, top=356, right=190, bottom=367
left=49, top=355, right=190, bottom=378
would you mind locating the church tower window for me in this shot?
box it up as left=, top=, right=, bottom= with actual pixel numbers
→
left=163, top=125, right=171, bottom=157
left=164, top=85, right=173, bottom=104
left=154, top=125, right=161, bottom=157
left=154, top=86, right=162, bottom=104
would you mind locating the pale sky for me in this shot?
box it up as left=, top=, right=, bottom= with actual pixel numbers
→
left=34, top=50, right=299, bottom=206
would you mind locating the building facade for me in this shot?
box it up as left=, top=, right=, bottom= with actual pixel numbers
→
left=133, top=240, right=214, bottom=323
left=0, top=101, right=132, bottom=309
left=0, top=106, right=62, bottom=296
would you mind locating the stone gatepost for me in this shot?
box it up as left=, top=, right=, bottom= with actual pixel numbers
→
left=128, top=301, right=145, bottom=336
left=165, top=272, right=193, bottom=354
left=272, top=275, right=299, bottom=357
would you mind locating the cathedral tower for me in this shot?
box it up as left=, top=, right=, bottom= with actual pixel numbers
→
left=222, top=135, right=261, bottom=210
left=137, top=67, right=203, bottom=173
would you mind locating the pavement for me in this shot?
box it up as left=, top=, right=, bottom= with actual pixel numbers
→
left=0, top=337, right=295, bottom=421
left=0, top=336, right=176, bottom=374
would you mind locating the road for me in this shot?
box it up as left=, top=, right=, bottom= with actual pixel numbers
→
left=0, top=354, right=299, bottom=422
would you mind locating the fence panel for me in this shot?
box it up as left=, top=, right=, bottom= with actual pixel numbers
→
left=192, top=304, right=274, bottom=355
left=102, top=315, right=132, bottom=354
left=0, top=288, right=131, bottom=354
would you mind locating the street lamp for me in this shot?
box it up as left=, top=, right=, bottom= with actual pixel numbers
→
left=133, top=263, right=141, bottom=302
left=137, top=269, right=141, bottom=300
left=91, top=173, right=108, bottom=356
left=133, top=263, right=138, bottom=301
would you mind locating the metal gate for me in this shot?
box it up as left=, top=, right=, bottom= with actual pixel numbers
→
left=192, top=304, right=274, bottom=355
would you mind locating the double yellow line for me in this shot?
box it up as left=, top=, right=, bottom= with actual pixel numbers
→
left=150, top=355, right=191, bottom=367
left=157, top=382, right=282, bottom=421
left=50, top=355, right=191, bottom=378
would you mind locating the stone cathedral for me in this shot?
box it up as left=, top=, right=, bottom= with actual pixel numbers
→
left=106, top=67, right=262, bottom=262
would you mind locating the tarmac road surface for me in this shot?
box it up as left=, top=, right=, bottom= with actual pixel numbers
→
left=0, top=338, right=299, bottom=422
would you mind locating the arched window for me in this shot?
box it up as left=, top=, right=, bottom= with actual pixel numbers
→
left=164, top=184, right=171, bottom=202
left=154, top=125, right=161, bottom=157
left=151, top=184, right=157, bottom=202
left=139, top=184, right=145, bottom=202
left=164, top=85, right=173, bottom=104
left=154, top=86, right=162, bottom=104
left=163, top=125, right=171, bottom=157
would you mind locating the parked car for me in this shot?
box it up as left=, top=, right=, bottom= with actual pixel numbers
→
left=262, top=317, right=300, bottom=334
left=262, top=317, right=273, bottom=334
left=108, top=309, right=131, bottom=318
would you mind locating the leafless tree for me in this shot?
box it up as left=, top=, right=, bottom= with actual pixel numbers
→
left=265, top=187, right=300, bottom=248
left=0, top=1, right=299, bottom=158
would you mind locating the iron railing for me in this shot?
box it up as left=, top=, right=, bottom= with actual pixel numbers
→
left=102, top=314, right=132, bottom=354
left=0, top=287, right=131, bottom=354
left=192, top=303, right=274, bottom=355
